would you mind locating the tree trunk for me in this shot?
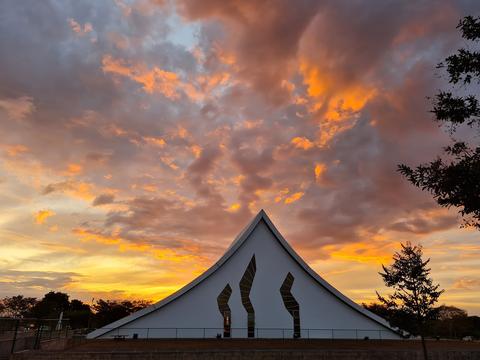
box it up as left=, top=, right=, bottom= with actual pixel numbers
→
left=421, top=334, right=428, bottom=360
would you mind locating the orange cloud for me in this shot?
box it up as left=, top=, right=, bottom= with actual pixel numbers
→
left=102, top=123, right=129, bottom=137
left=142, top=184, right=158, bottom=192
left=73, top=227, right=208, bottom=265
left=242, top=119, right=263, bottom=129
left=322, top=238, right=393, bottom=265
left=314, top=163, right=327, bottom=183
left=300, top=61, right=328, bottom=99
left=102, top=55, right=180, bottom=99
left=291, top=136, right=314, bottom=150
left=102, top=55, right=209, bottom=101
left=43, top=180, right=95, bottom=201
left=299, top=59, right=376, bottom=146
left=213, top=43, right=236, bottom=66
left=190, top=145, right=202, bottom=158
left=160, top=156, right=179, bottom=170
left=4, top=144, right=28, bottom=157
left=70, top=182, right=95, bottom=200
left=73, top=228, right=121, bottom=245
left=153, top=247, right=204, bottom=264
left=143, top=136, right=166, bottom=148
left=196, top=72, right=231, bottom=92
left=284, top=191, right=304, bottom=204
left=102, top=55, right=230, bottom=102
left=452, top=278, right=480, bottom=290
left=324, top=86, right=377, bottom=121
left=63, top=163, right=83, bottom=176
left=34, top=209, right=55, bottom=224
left=177, top=125, right=188, bottom=139
left=274, top=188, right=290, bottom=203
left=227, top=203, right=241, bottom=212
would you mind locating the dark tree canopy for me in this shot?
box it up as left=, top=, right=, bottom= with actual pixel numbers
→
left=31, top=291, right=70, bottom=318
left=0, top=291, right=156, bottom=330
left=377, top=242, right=444, bottom=328
left=364, top=302, right=480, bottom=339
left=92, top=299, right=151, bottom=328
left=399, top=16, right=480, bottom=229
left=0, top=295, right=37, bottom=318
left=377, top=242, right=443, bottom=359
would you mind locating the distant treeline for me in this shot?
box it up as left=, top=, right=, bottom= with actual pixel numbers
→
left=363, top=303, right=480, bottom=339
left=0, top=291, right=151, bottom=329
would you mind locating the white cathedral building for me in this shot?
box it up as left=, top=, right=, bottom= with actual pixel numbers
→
left=88, top=210, right=401, bottom=340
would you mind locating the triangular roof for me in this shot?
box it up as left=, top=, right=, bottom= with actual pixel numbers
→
left=88, top=210, right=398, bottom=338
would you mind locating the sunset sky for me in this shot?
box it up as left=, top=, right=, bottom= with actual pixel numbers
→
left=1, top=0, right=479, bottom=315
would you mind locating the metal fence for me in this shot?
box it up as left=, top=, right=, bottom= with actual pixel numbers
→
left=0, top=318, right=71, bottom=357
left=98, top=327, right=396, bottom=340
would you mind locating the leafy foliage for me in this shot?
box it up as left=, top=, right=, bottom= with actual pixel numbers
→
left=363, top=302, right=414, bottom=334
left=0, top=292, right=151, bottom=330
left=91, top=299, right=152, bottom=328
left=31, top=291, right=70, bottom=318
left=365, top=302, right=480, bottom=339
left=0, top=295, right=37, bottom=318
left=377, top=242, right=444, bottom=335
left=399, top=16, right=480, bottom=229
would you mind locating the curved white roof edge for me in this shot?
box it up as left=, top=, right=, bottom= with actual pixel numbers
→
left=88, top=209, right=399, bottom=339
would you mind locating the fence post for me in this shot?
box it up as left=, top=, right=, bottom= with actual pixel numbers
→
left=355, top=329, right=358, bottom=340
left=203, top=328, right=206, bottom=339
left=34, top=321, right=42, bottom=350
left=146, top=328, right=149, bottom=339
left=10, top=319, right=20, bottom=354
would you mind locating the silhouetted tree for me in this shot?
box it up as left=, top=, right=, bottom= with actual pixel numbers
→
left=377, top=242, right=444, bottom=360
left=362, top=302, right=412, bottom=335
left=364, top=302, right=480, bottom=340
left=0, top=295, right=37, bottom=318
left=65, top=299, right=92, bottom=329
left=31, top=291, right=70, bottom=318
left=429, top=305, right=467, bottom=339
left=92, top=299, right=151, bottom=328
left=399, top=16, right=480, bottom=229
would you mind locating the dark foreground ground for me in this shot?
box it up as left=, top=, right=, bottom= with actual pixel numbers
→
left=9, top=338, right=480, bottom=360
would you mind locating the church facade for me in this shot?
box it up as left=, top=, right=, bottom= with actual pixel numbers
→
left=88, top=210, right=401, bottom=339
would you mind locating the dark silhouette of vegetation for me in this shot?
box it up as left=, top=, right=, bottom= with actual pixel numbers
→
left=399, top=16, right=480, bottom=229
left=0, top=295, right=37, bottom=318
left=364, top=303, right=480, bottom=340
left=91, top=299, right=152, bottom=328
left=377, top=242, right=444, bottom=360
left=31, top=291, right=70, bottom=319
left=0, top=292, right=151, bottom=330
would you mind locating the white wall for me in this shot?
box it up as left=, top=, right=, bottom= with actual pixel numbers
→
left=98, top=220, right=399, bottom=339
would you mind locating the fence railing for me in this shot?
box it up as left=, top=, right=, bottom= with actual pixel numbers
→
left=97, top=327, right=396, bottom=340
left=0, top=318, right=71, bottom=356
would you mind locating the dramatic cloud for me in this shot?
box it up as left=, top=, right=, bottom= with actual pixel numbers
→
left=0, top=0, right=479, bottom=314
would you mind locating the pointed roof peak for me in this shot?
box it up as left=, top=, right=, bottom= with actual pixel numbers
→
left=88, top=209, right=398, bottom=339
